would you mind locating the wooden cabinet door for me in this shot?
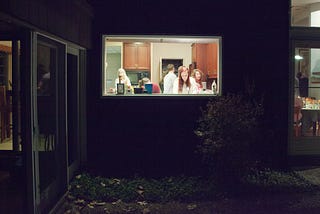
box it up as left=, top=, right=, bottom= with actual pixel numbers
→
left=192, top=44, right=207, bottom=75
left=136, top=44, right=150, bottom=70
left=206, top=43, right=218, bottom=78
left=124, top=43, right=138, bottom=70
left=124, top=43, right=150, bottom=70
left=192, top=44, right=197, bottom=63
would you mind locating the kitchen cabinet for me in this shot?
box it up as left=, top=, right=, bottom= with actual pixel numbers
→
left=124, top=43, right=150, bottom=70
left=206, top=43, right=218, bottom=78
left=192, top=43, right=207, bottom=75
left=192, top=43, right=218, bottom=78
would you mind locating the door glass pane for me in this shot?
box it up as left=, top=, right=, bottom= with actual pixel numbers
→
left=0, top=41, right=15, bottom=150
left=293, top=47, right=320, bottom=139
left=67, top=53, right=78, bottom=165
left=37, top=43, right=56, bottom=191
left=34, top=35, right=67, bottom=212
left=0, top=40, right=24, bottom=213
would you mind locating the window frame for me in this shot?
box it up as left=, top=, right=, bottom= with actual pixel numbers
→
left=101, top=35, right=223, bottom=97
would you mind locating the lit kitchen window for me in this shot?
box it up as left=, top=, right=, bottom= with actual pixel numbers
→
left=102, top=35, right=222, bottom=96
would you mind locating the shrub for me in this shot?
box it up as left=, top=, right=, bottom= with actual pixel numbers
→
left=194, top=93, right=264, bottom=187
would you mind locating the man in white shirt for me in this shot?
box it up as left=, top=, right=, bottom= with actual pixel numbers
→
left=163, top=64, right=177, bottom=94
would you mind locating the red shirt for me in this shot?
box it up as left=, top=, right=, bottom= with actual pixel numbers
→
left=152, top=83, right=161, bottom=93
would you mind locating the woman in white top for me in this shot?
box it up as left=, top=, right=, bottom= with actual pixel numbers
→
left=173, top=66, right=198, bottom=94
left=115, top=68, right=131, bottom=89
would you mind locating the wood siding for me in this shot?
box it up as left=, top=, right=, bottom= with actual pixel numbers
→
left=0, top=0, right=93, bottom=48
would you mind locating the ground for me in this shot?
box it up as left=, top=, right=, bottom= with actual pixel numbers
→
left=54, top=167, right=320, bottom=214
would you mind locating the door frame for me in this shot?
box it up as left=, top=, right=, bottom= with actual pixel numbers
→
left=66, top=46, right=80, bottom=181
left=31, top=32, right=68, bottom=213
left=289, top=28, right=320, bottom=156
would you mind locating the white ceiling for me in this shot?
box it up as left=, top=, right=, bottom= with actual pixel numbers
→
left=0, top=41, right=12, bottom=47
left=105, top=36, right=219, bottom=44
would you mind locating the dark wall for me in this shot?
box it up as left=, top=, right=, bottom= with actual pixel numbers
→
left=87, top=0, right=290, bottom=177
left=0, top=0, right=93, bottom=48
left=87, top=97, right=208, bottom=177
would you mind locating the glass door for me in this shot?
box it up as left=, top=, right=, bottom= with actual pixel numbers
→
left=290, top=40, right=320, bottom=155
left=0, top=39, right=24, bottom=213
left=33, top=33, right=67, bottom=213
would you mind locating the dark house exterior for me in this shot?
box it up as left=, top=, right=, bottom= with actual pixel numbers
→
left=1, top=0, right=319, bottom=213
left=86, top=0, right=290, bottom=178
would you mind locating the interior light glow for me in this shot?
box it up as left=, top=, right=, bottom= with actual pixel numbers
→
left=295, top=55, right=303, bottom=60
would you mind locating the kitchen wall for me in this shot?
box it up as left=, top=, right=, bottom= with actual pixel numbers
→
left=105, top=42, right=122, bottom=94
left=151, top=43, right=192, bottom=84
left=310, top=49, right=320, bottom=99
left=106, top=53, right=121, bottom=92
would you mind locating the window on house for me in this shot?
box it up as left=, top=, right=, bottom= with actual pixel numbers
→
left=291, top=0, right=320, bottom=27
left=102, top=35, right=222, bottom=96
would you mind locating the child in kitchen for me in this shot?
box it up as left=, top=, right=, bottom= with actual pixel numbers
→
left=173, top=66, right=198, bottom=94
left=115, top=68, right=131, bottom=92
left=139, top=77, right=161, bottom=93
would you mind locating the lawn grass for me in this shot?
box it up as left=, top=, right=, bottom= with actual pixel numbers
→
left=60, top=168, right=320, bottom=213
left=70, top=174, right=218, bottom=203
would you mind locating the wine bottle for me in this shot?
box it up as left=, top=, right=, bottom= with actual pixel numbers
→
left=211, top=80, right=217, bottom=95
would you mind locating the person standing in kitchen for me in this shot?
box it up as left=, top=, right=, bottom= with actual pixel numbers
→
left=173, top=66, right=198, bottom=94
left=115, top=68, right=131, bottom=91
left=297, top=69, right=309, bottom=98
left=190, top=69, right=205, bottom=93
left=163, top=64, right=177, bottom=94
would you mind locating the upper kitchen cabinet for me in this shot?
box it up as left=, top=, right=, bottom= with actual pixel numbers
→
left=206, top=43, right=218, bottom=78
left=192, top=43, right=206, bottom=74
left=192, top=43, right=218, bottom=78
left=123, top=43, right=150, bottom=70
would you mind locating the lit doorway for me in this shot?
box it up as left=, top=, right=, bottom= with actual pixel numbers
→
left=290, top=39, right=320, bottom=155
left=0, top=39, right=24, bottom=213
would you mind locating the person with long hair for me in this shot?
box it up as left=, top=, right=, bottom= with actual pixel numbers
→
left=191, top=68, right=205, bottom=92
left=115, top=68, right=131, bottom=91
left=173, top=66, right=197, bottom=94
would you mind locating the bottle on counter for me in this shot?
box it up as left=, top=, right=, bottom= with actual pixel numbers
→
left=211, top=80, right=217, bottom=95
